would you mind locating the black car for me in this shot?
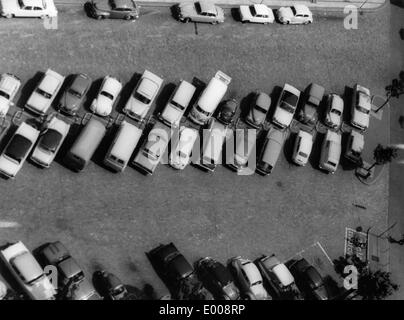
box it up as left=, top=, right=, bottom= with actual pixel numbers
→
left=297, top=83, right=325, bottom=126
left=58, top=74, right=92, bottom=116
left=288, top=258, right=329, bottom=300
left=195, top=257, right=240, bottom=300
left=217, top=99, right=238, bottom=125
left=93, top=270, right=128, bottom=300
left=86, top=0, right=140, bottom=20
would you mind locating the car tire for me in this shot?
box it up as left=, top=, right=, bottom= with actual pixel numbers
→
left=96, top=15, right=103, bottom=20
left=183, top=18, right=191, bottom=23
left=124, top=15, right=132, bottom=20
left=211, top=21, right=217, bottom=25
left=5, top=14, right=14, bottom=18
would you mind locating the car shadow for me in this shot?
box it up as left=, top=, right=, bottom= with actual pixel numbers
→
left=153, top=82, right=177, bottom=117
left=283, top=130, right=297, bottom=164
left=342, top=86, right=353, bottom=125
left=267, top=85, right=283, bottom=121
left=53, top=121, right=82, bottom=169
left=230, top=8, right=242, bottom=22
left=239, top=92, right=255, bottom=121
left=15, top=71, right=44, bottom=112
left=183, top=77, right=206, bottom=119
left=82, top=78, right=104, bottom=113
left=308, top=130, right=323, bottom=171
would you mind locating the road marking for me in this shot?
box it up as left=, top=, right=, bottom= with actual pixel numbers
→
left=0, top=221, right=20, bottom=228
left=316, top=241, right=334, bottom=265
left=194, top=22, right=198, bottom=35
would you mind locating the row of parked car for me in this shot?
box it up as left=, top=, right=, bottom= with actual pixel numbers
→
left=0, top=240, right=330, bottom=300
left=0, top=67, right=369, bottom=178
left=0, top=0, right=315, bottom=26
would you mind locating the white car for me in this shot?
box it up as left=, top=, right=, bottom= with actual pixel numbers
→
left=31, top=116, right=71, bottom=168
left=90, top=76, right=122, bottom=117
left=0, top=73, right=21, bottom=117
left=228, top=256, right=271, bottom=300
left=351, top=84, right=371, bottom=131
left=272, top=84, right=300, bottom=129
left=170, top=126, right=198, bottom=170
left=324, top=93, right=344, bottom=130
left=277, top=5, right=313, bottom=25
left=124, top=70, right=163, bottom=122
left=0, top=241, right=56, bottom=300
left=0, top=122, right=40, bottom=179
left=239, top=4, right=274, bottom=24
left=25, top=69, right=65, bottom=116
left=292, top=129, right=313, bottom=166
left=319, top=130, right=342, bottom=173
left=0, top=0, right=58, bottom=18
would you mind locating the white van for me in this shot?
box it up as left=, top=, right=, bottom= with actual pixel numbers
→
left=319, top=130, right=341, bottom=173
left=104, top=121, right=143, bottom=172
left=159, top=80, right=196, bottom=128
left=189, top=71, right=231, bottom=125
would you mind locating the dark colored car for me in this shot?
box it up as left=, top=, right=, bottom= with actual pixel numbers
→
left=245, top=92, right=271, bottom=129
left=288, top=258, right=329, bottom=300
left=298, top=83, right=325, bottom=126
left=58, top=74, right=92, bottom=116
left=93, top=270, right=128, bottom=300
left=217, top=99, right=238, bottom=125
left=195, top=257, right=240, bottom=300
left=4, top=135, right=32, bottom=163
left=86, top=0, right=140, bottom=20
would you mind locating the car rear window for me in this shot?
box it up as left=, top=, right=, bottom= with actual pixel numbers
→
left=0, top=90, right=10, bottom=100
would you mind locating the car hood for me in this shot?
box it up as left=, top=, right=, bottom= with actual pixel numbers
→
left=27, top=92, right=50, bottom=113
left=93, top=95, right=113, bottom=116
left=31, top=148, right=53, bottom=166
left=1, top=1, right=19, bottom=13
left=239, top=6, right=252, bottom=19
left=0, top=96, right=10, bottom=115
left=0, top=155, right=19, bottom=177
left=352, top=110, right=369, bottom=128
left=161, top=105, right=182, bottom=125
left=303, top=104, right=316, bottom=119
left=274, top=107, right=293, bottom=126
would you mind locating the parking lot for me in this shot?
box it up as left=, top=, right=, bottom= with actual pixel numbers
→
left=0, top=4, right=392, bottom=297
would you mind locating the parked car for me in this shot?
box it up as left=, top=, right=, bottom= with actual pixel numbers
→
left=0, top=122, right=40, bottom=178
left=30, top=117, right=70, bottom=168
left=90, top=75, right=122, bottom=117
left=228, top=256, right=271, bottom=300
left=298, top=83, right=325, bottom=126
left=292, top=129, right=313, bottom=166
left=123, top=70, right=163, bottom=122
left=0, top=241, right=56, bottom=300
left=245, top=91, right=271, bottom=129
left=324, top=93, right=344, bottom=130
left=196, top=257, right=240, bottom=300
left=93, top=270, right=128, bottom=300
left=217, top=99, right=238, bottom=125
left=276, top=5, right=313, bottom=25
left=257, top=255, right=303, bottom=300
left=239, top=4, right=274, bottom=24
left=69, top=279, right=102, bottom=300
left=194, top=118, right=229, bottom=172
left=256, top=127, right=287, bottom=175
left=351, top=84, right=371, bottom=131
left=85, top=0, right=140, bottom=20
left=159, top=80, right=196, bottom=128
left=288, top=258, right=329, bottom=300
left=319, top=130, right=341, bottom=173
left=227, top=127, right=257, bottom=172
left=272, top=84, right=300, bottom=129
left=169, top=126, right=198, bottom=170
left=132, top=121, right=171, bottom=175
left=0, top=0, right=58, bottom=18
left=189, top=70, right=231, bottom=125
left=344, top=130, right=364, bottom=165
left=175, top=1, right=224, bottom=24
left=25, top=69, right=65, bottom=116
left=58, top=73, right=92, bottom=116
left=0, top=73, right=21, bottom=117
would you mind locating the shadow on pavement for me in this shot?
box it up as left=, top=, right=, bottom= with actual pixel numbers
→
left=115, top=73, right=142, bottom=114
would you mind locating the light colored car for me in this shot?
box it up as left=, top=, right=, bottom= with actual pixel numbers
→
left=0, top=73, right=21, bottom=117
left=239, top=4, right=274, bottom=24
left=319, top=130, right=341, bottom=173
left=0, top=122, right=40, bottom=178
left=31, top=116, right=71, bottom=168
left=272, top=84, right=300, bottom=129
left=351, top=84, right=371, bottom=131
left=25, top=69, right=65, bottom=116
left=170, top=126, right=198, bottom=170
left=256, top=127, right=287, bottom=175
left=277, top=5, right=313, bottom=25
left=292, top=129, right=313, bottom=166
left=159, top=80, right=196, bottom=128
left=227, top=127, right=257, bottom=172
left=0, top=241, right=56, bottom=300
left=324, top=93, right=344, bottom=130
left=228, top=256, right=271, bottom=300
left=0, top=0, right=58, bottom=18
left=344, top=129, right=364, bottom=165
left=90, top=76, right=122, bottom=117
left=124, top=70, right=163, bottom=122
left=176, top=1, right=224, bottom=24
left=132, top=121, right=171, bottom=175
left=245, top=92, right=271, bottom=129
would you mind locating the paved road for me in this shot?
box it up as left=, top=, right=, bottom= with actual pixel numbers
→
left=0, top=6, right=392, bottom=298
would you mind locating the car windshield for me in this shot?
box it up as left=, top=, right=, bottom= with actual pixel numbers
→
left=40, top=129, right=63, bottom=152
left=280, top=101, right=295, bottom=113
left=327, top=161, right=337, bottom=167
left=282, top=91, right=298, bottom=107
left=291, top=6, right=297, bottom=15
left=250, top=5, right=257, bottom=16
left=112, top=286, right=126, bottom=295
left=254, top=105, right=268, bottom=114
left=143, top=148, right=158, bottom=161
left=100, top=91, right=114, bottom=100
left=196, top=105, right=210, bottom=116
left=298, top=151, right=308, bottom=158
left=0, top=90, right=10, bottom=100
left=356, top=105, right=370, bottom=114
left=36, top=88, right=52, bottom=99
left=5, top=135, right=32, bottom=162
left=171, top=100, right=185, bottom=111
left=252, top=280, right=262, bottom=286
left=68, top=88, right=82, bottom=98
left=134, top=92, right=151, bottom=105
left=331, top=109, right=342, bottom=116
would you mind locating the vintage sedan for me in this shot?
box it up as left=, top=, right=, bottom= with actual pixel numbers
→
left=351, top=84, right=371, bottom=131
left=292, top=129, right=313, bottom=166
left=277, top=5, right=313, bottom=25
left=31, top=116, right=71, bottom=168
left=58, top=73, right=92, bottom=116
left=298, top=83, right=325, bottom=126
left=93, top=270, right=128, bottom=300
left=324, top=93, right=344, bottom=130
left=85, top=0, right=140, bottom=20
left=169, top=126, right=198, bottom=170
left=176, top=1, right=224, bottom=24
left=0, top=73, right=21, bottom=117
left=217, top=99, right=238, bottom=125
left=272, top=84, right=300, bottom=129
left=0, top=0, right=58, bottom=18
left=239, top=4, right=274, bottom=24
left=90, top=75, right=122, bottom=117
left=245, top=92, right=271, bottom=129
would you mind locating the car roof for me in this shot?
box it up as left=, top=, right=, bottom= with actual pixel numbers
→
left=308, top=83, right=325, bottom=99
left=112, top=0, right=135, bottom=9
left=39, top=129, right=63, bottom=151
left=110, top=121, right=142, bottom=159
left=5, top=134, right=32, bottom=161
left=272, top=264, right=295, bottom=286
left=102, top=76, right=121, bottom=95
left=199, top=1, right=216, bottom=14
left=41, top=241, right=70, bottom=263
left=40, top=73, right=61, bottom=94
left=137, top=70, right=163, bottom=97
left=151, top=243, right=179, bottom=263
left=58, top=257, right=83, bottom=279
left=172, top=80, right=196, bottom=107
left=350, top=130, right=364, bottom=151
left=70, top=74, right=91, bottom=94
left=0, top=74, right=19, bottom=93
left=357, top=92, right=371, bottom=110
left=262, top=128, right=285, bottom=163
left=256, top=92, right=271, bottom=109
left=23, top=0, right=44, bottom=8
left=294, top=4, right=311, bottom=15
left=242, top=261, right=262, bottom=283
left=330, top=94, right=343, bottom=110
left=253, top=4, right=270, bottom=15
left=12, top=252, right=43, bottom=282
left=169, top=255, right=194, bottom=278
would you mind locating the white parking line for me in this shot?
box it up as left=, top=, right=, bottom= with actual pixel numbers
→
left=0, top=221, right=20, bottom=228
left=316, top=241, right=334, bottom=265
